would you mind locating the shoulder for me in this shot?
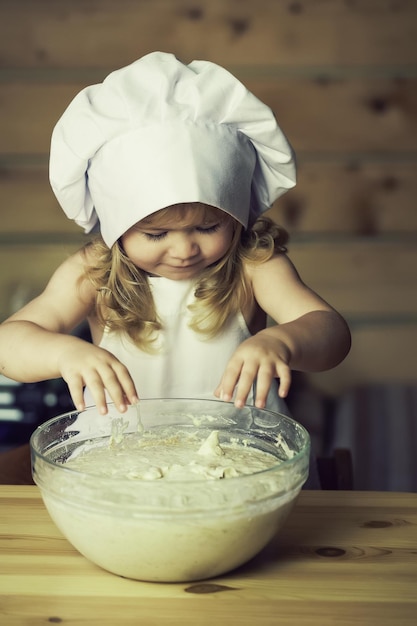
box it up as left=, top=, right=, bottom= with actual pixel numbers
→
left=4, top=246, right=97, bottom=333
left=47, top=246, right=91, bottom=285
left=43, top=246, right=97, bottom=306
left=243, top=253, right=301, bottom=286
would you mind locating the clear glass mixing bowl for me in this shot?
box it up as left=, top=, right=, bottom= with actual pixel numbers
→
left=31, top=398, right=310, bottom=582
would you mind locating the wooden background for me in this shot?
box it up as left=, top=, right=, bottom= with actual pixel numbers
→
left=0, top=0, right=416, bottom=397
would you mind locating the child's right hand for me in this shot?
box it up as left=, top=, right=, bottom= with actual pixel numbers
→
left=0, top=251, right=138, bottom=416
left=57, top=340, right=139, bottom=415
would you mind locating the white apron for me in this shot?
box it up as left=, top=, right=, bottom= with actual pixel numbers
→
left=90, top=276, right=289, bottom=415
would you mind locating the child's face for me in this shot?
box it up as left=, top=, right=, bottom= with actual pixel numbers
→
left=121, top=204, right=236, bottom=280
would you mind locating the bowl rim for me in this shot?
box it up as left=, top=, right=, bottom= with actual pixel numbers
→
left=30, top=398, right=311, bottom=485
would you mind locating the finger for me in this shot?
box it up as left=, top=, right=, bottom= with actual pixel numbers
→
left=253, top=365, right=276, bottom=409
left=96, top=366, right=132, bottom=413
left=111, top=361, right=139, bottom=406
left=216, top=359, right=243, bottom=402
left=65, top=374, right=86, bottom=413
left=83, top=374, right=110, bottom=415
left=277, top=366, right=292, bottom=398
left=233, top=365, right=259, bottom=408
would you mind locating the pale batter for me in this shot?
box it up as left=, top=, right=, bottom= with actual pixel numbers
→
left=40, top=421, right=306, bottom=582
left=63, top=429, right=281, bottom=481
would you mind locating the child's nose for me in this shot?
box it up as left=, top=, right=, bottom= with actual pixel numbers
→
left=170, top=233, right=199, bottom=259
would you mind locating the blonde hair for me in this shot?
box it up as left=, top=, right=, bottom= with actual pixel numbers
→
left=83, top=204, right=288, bottom=351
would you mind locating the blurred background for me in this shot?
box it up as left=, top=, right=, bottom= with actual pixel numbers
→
left=0, top=0, right=416, bottom=490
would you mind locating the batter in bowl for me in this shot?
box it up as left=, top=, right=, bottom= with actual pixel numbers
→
left=64, top=428, right=283, bottom=481
left=40, top=426, right=300, bottom=581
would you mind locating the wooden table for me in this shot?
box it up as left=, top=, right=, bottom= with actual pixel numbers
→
left=1, top=486, right=416, bottom=625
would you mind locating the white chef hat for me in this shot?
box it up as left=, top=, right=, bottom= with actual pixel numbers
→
left=49, top=51, right=296, bottom=248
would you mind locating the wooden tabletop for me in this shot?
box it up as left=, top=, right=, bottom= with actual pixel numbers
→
left=0, top=486, right=416, bottom=625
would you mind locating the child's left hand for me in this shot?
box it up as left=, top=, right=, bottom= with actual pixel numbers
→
left=215, top=308, right=351, bottom=409
left=214, top=331, right=292, bottom=409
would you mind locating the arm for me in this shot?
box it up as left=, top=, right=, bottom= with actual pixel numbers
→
left=215, top=254, right=351, bottom=408
left=0, top=250, right=138, bottom=414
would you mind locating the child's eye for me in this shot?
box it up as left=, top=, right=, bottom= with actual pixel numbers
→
left=197, top=224, right=221, bottom=234
left=144, top=232, right=167, bottom=241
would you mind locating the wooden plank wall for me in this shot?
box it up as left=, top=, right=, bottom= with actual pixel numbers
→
left=0, top=0, right=416, bottom=396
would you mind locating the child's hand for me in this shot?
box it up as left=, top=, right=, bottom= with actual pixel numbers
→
left=57, top=340, right=139, bottom=415
left=214, top=332, right=292, bottom=409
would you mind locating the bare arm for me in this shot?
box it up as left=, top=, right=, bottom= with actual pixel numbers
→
left=0, top=250, right=138, bottom=414
left=215, top=254, right=351, bottom=408
left=251, top=253, right=351, bottom=372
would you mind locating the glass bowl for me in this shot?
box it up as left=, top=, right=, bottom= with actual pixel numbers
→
left=30, top=398, right=310, bottom=582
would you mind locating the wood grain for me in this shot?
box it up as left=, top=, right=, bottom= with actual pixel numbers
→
left=0, top=0, right=416, bottom=68
left=308, top=325, right=417, bottom=395
left=272, top=161, right=417, bottom=235
left=0, top=486, right=416, bottom=625
left=288, top=239, right=417, bottom=316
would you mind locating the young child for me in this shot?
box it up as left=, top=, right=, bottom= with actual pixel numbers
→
left=0, top=52, right=351, bottom=418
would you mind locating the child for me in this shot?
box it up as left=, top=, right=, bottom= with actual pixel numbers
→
left=0, top=52, right=351, bottom=417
